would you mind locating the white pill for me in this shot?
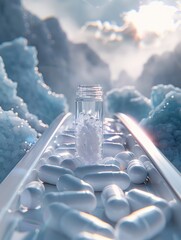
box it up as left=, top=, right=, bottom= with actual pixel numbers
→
left=104, top=135, right=125, bottom=145
left=115, top=151, right=135, bottom=170
left=115, top=206, right=166, bottom=240
left=139, top=155, right=150, bottom=163
left=18, top=209, right=43, bottom=232
left=104, top=133, right=124, bottom=139
left=75, top=164, right=120, bottom=179
left=20, top=181, right=45, bottom=209
left=38, top=164, right=73, bottom=185
left=74, top=232, right=113, bottom=240
left=60, top=158, right=81, bottom=171
left=131, top=144, right=145, bottom=157
left=46, top=155, right=62, bottom=165
left=46, top=146, right=55, bottom=153
left=103, top=157, right=120, bottom=168
left=41, top=149, right=53, bottom=159
left=101, top=185, right=130, bottom=222
left=103, top=142, right=125, bottom=157
left=43, top=191, right=97, bottom=213
left=143, top=161, right=163, bottom=184
left=57, top=174, right=94, bottom=193
left=127, top=159, right=147, bottom=184
left=53, top=149, right=74, bottom=159
left=55, top=134, right=75, bottom=144
left=126, top=189, right=171, bottom=221
left=126, top=134, right=136, bottom=149
left=83, top=171, right=130, bottom=191
left=115, top=151, right=135, bottom=161
left=44, top=203, right=114, bottom=238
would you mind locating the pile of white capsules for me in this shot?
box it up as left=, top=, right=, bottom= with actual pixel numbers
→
left=18, top=119, right=172, bottom=240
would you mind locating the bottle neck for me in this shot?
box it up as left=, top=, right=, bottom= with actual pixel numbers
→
left=76, top=85, right=103, bottom=101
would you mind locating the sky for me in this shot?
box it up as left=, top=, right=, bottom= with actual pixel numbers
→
left=23, top=0, right=181, bottom=82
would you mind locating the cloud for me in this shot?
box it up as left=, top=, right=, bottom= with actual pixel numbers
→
left=141, top=87, right=181, bottom=171
left=123, top=1, right=180, bottom=45
left=0, top=107, right=37, bottom=182
left=105, top=86, right=151, bottom=121
left=83, top=1, right=181, bottom=45
left=21, top=0, right=181, bottom=92
left=0, top=0, right=112, bottom=112
left=79, top=1, right=181, bottom=81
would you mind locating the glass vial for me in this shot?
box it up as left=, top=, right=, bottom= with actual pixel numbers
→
left=75, top=85, right=103, bottom=164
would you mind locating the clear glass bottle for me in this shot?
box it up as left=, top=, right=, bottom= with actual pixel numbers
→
left=75, top=85, right=103, bottom=164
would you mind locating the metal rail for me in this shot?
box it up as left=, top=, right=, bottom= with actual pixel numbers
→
left=0, top=113, right=72, bottom=239
left=116, top=113, right=181, bottom=201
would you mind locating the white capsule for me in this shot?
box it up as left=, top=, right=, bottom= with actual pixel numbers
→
left=44, top=203, right=114, bottom=238
left=126, top=134, right=136, bottom=149
left=75, top=164, right=120, bottom=179
left=83, top=171, right=130, bottom=191
left=53, top=149, right=74, bottom=159
left=60, top=158, right=81, bottom=171
left=115, top=151, right=135, bottom=170
left=17, top=209, right=43, bottom=232
left=104, top=135, right=125, bottom=145
left=74, top=232, right=113, bottom=240
left=38, top=164, right=73, bottom=185
left=101, top=185, right=130, bottom=222
left=103, top=142, right=125, bottom=158
left=43, top=191, right=96, bottom=213
left=103, top=157, right=120, bottom=168
left=115, top=151, right=135, bottom=161
left=41, top=149, right=53, bottom=159
left=143, top=161, right=163, bottom=184
left=131, top=144, right=145, bottom=157
left=20, top=181, right=45, bottom=209
left=57, top=174, right=94, bottom=193
left=115, top=206, right=166, bottom=240
left=55, top=134, right=75, bottom=144
left=127, top=159, right=147, bottom=184
left=46, top=155, right=62, bottom=165
left=126, top=189, right=171, bottom=222
left=139, top=155, right=150, bottom=163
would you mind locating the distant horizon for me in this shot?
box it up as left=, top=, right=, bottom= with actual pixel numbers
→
left=23, top=0, right=181, bottom=84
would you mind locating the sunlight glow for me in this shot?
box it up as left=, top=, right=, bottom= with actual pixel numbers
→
left=124, top=1, right=178, bottom=40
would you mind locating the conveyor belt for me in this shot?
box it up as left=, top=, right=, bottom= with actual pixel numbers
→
left=0, top=113, right=180, bottom=240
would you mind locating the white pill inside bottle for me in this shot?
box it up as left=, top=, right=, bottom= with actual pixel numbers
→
left=74, top=232, right=113, bottom=240
left=43, top=190, right=97, bottom=213
left=101, top=185, right=130, bottom=222
left=83, top=171, right=130, bottom=191
left=75, top=164, right=120, bottom=179
left=38, top=164, right=73, bottom=185
left=44, top=203, right=114, bottom=239
left=20, top=181, right=45, bottom=209
left=126, top=189, right=171, bottom=222
left=56, top=174, right=94, bottom=193
left=127, top=159, right=147, bottom=184
left=115, top=206, right=166, bottom=240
